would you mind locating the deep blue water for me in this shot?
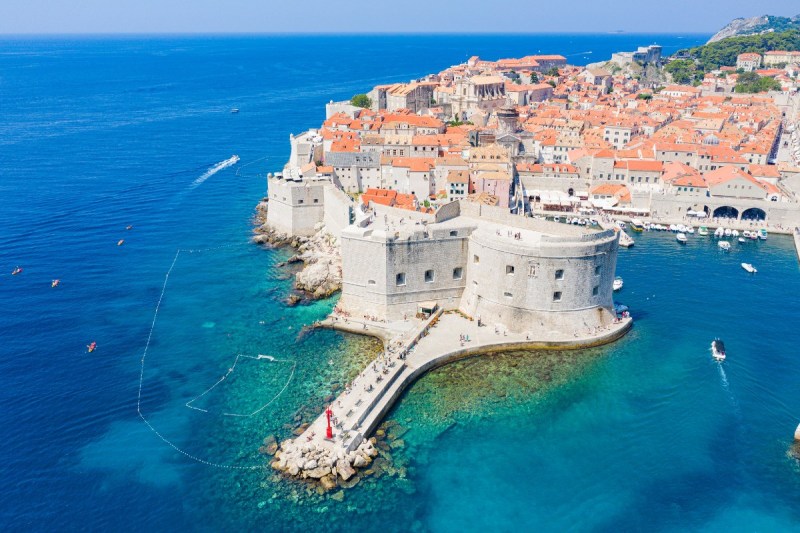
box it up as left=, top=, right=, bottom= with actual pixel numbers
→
left=3, top=34, right=800, bottom=532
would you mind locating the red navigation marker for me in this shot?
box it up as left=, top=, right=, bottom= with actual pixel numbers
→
left=325, top=405, right=333, bottom=439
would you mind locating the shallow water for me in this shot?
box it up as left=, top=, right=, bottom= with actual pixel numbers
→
left=3, top=34, right=800, bottom=531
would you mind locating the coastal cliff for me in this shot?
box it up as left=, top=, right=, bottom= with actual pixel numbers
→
left=253, top=199, right=342, bottom=300
left=708, top=14, right=800, bottom=43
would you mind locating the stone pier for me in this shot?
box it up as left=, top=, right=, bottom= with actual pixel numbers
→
left=271, top=310, right=632, bottom=484
left=793, top=229, right=800, bottom=264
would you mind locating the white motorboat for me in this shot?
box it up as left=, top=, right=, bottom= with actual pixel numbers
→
left=724, top=228, right=732, bottom=237
left=758, top=229, right=768, bottom=240
left=731, top=229, right=739, bottom=237
left=738, top=237, right=746, bottom=244
left=718, top=241, right=731, bottom=250
left=553, top=216, right=561, bottom=223
left=687, top=227, right=695, bottom=234
left=742, top=230, right=752, bottom=238
left=741, top=263, right=757, bottom=273
left=711, top=339, right=726, bottom=361
left=698, top=226, right=709, bottom=236
left=613, top=276, right=624, bottom=291
left=676, top=233, right=687, bottom=243
left=714, top=227, right=725, bottom=238
left=669, top=224, right=677, bottom=232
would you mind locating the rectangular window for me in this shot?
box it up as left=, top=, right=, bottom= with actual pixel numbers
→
left=449, top=230, right=458, bottom=237
left=396, top=273, right=406, bottom=286
left=594, top=265, right=601, bottom=275
left=504, top=291, right=513, bottom=298
left=314, top=199, right=319, bottom=203
left=506, top=265, right=515, bottom=275
left=592, top=286, right=599, bottom=296
left=453, top=267, right=463, bottom=280
left=298, top=199, right=304, bottom=204
left=553, top=291, right=562, bottom=302
left=425, top=270, right=435, bottom=283
left=473, top=255, right=480, bottom=264
left=555, top=269, right=564, bottom=280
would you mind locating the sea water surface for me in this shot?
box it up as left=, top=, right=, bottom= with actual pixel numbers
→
left=2, top=34, right=800, bottom=532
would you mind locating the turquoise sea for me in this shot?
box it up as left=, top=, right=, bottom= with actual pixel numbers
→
left=2, top=34, right=800, bottom=531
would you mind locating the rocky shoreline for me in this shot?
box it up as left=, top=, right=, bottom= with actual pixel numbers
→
left=266, top=419, right=413, bottom=495
left=252, top=199, right=342, bottom=302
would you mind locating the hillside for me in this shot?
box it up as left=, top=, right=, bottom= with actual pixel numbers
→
left=708, top=14, right=800, bottom=43
left=665, top=29, right=800, bottom=84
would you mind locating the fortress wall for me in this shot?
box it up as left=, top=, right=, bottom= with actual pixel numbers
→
left=460, top=228, right=618, bottom=333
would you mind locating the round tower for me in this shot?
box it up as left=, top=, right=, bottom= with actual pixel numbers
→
left=496, top=102, right=519, bottom=134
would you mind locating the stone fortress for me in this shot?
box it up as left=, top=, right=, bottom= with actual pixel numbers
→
left=338, top=200, right=619, bottom=333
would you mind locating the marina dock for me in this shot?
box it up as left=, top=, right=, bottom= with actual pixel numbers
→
left=289, top=311, right=632, bottom=456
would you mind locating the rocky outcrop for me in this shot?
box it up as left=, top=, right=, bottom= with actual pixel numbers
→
left=271, top=437, right=378, bottom=491
left=707, top=14, right=800, bottom=43
left=252, top=201, right=342, bottom=299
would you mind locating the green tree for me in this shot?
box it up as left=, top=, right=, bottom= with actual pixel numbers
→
left=664, top=59, right=699, bottom=84
left=530, top=72, right=539, bottom=83
left=350, top=93, right=372, bottom=108
left=734, top=73, right=782, bottom=93
left=546, top=66, right=560, bottom=77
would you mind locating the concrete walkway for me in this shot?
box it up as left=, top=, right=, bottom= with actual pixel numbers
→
left=794, top=229, right=800, bottom=263
left=298, top=311, right=632, bottom=454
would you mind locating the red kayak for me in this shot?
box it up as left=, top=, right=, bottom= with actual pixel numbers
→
left=87, top=342, right=97, bottom=353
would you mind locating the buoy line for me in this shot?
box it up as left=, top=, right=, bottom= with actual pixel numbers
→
left=137, top=244, right=292, bottom=470
left=185, top=353, right=296, bottom=417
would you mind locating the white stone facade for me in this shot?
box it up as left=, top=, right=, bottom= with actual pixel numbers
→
left=338, top=201, right=619, bottom=332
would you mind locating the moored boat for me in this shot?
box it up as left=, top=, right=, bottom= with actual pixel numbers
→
left=759, top=229, right=768, bottom=240
left=738, top=237, right=746, bottom=244
left=741, top=263, right=757, bottom=273
left=714, top=227, right=724, bottom=238
left=676, top=232, right=687, bottom=243
left=613, top=276, right=624, bottom=291
left=718, top=241, right=731, bottom=250
left=698, top=226, right=709, bottom=236
left=630, top=219, right=645, bottom=232
left=711, top=339, right=726, bottom=361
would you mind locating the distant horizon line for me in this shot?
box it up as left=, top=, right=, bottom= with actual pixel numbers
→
left=0, top=31, right=713, bottom=38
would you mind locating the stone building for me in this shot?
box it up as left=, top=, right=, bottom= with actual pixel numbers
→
left=337, top=200, right=620, bottom=333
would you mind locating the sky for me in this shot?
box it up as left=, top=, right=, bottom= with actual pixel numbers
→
left=0, top=0, right=797, bottom=34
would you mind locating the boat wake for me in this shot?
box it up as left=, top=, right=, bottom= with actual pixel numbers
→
left=189, top=155, right=239, bottom=189
left=717, top=363, right=742, bottom=417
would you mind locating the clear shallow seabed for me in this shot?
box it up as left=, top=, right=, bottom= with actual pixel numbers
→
left=2, top=34, right=800, bottom=531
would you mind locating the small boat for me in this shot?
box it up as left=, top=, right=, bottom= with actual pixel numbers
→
left=711, top=339, right=726, bottom=361
left=718, top=241, right=731, bottom=250
left=12, top=267, right=22, bottom=275
left=87, top=342, right=97, bottom=353
left=738, top=237, right=746, bottom=244
left=687, top=227, right=695, bottom=234
left=676, top=233, right=687, bottom=243
left=724, top=228, right=732, bottom=237
left=616, top=221, right=627, bottom=230
left=51, top=279, right=60, bottom=288
left=613, top=276, right=624, bottom=291
left=630, top=219, right=645, bottom=232
left=230, top=108, right=240, bottom=114
left=117, top=239, right=124, bottom=246
left=714, top=227, right=724, bottom=238
left=742, top=230, right=752, bottom=238
left=741, top=263, right=757, bottom=273
left=731, top=229, right=739, bottom=237
left=698, top=226, right=709, bottom=236
left=553, top=216, right=561, bottom=223
left=758, top=229, right=768, bottom=240
left=126, top=225, right=133, bottom=230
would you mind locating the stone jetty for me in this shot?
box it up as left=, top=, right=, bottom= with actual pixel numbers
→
left=271, top=310, right=632, bottom=485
